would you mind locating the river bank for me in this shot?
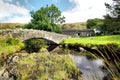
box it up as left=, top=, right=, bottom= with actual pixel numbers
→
left=60, top=35, right=120, bottom=80
left=0, top=35, right=120, bottom=80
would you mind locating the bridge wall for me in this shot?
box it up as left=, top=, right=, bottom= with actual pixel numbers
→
left=0, top=29, right=70, bottom=44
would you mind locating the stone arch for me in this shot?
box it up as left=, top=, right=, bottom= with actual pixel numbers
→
left=23, top=37, right=58, bottom=45
left=0, top=29, right=70, bottom=44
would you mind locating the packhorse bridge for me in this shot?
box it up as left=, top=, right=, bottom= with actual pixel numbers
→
left=0, top=29, right=70, bottom=44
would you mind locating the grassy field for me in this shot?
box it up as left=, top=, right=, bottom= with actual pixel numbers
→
left=63, top=35, right=120, bottom=45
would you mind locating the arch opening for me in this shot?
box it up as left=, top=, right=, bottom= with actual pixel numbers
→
left=23, top=38, right=58, bottom=53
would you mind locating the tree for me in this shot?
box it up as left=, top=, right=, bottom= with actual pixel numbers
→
left=24, top=4, right=65, bottom=33
left=104, top=0, right=120, bottom=34
left=86, top=18, right=105, bottom=34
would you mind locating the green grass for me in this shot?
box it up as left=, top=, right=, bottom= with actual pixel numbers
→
left=0, top=36, right=24, bottom=55
left=63, top=35, right=120, bottom=45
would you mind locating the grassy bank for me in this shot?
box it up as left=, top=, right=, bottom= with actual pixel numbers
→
left=0, top=36, right=24, bottom=55
left=0, top=36, right=82, bottom=80
left=16, top=53, right=81, bottom=80
left=63, top=35, right=120, bottom=45
left=0, top=36, right=24, bottom=66
left=62, top=35, right=120, bottom=79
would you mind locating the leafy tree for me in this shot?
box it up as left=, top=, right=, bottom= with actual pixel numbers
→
left=104, top=0, right=120, bottom=34
left=87, top=18, right=103, bottom=29
left=87, top=18, right=98, bottom=29
left=24, top=4, right=65, bottom=33
left=86, top=18, right=106, bottom=34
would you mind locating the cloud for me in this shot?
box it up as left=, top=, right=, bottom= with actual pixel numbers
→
left=0, top=0, right=31, bottom=23
left=62, top=0, right=112, bottom=23
left=16, top=1, right=20, bottom=6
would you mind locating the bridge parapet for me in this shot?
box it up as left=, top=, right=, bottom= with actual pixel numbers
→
left=0, top=29, right=70, bottom=44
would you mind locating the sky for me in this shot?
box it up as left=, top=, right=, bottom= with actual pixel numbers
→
left=0, top=0, right=112, bottom=23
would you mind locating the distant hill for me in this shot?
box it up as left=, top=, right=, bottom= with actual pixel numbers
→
left=0, top=22, right=87, bottom=30
left=61, top=22, right=86, bottom=30
left=0, top=23, right=25, bottom=29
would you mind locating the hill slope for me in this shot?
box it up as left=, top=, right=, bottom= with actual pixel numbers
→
left=0, top=23, right=25, bottom=29
left=0, top=22, right=86, bottom=30
left=61, top=22, right=86, bottom=30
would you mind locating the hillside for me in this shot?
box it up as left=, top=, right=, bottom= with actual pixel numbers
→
left=0, top=23, right=25, bottom=29
left=61, top=22, right=86, bottom=30
left=0, top=22, right=87, bottom=30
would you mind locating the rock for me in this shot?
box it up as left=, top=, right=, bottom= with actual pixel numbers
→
left=0, top=68, right=9, bottom=80
left=0, top=68, right=5, bottom=76
left=12, top=56, right=19, bottom=63
left=79, top=47, right=86, bottom=52
left=2, top=71, right=9, bottom=80
left=48, top=78, right=52, bottom=80
left=91, top=46, right=98, bottom=50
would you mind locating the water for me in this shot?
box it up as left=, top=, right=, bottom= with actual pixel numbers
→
left=72, top=55, right=107, bottom=80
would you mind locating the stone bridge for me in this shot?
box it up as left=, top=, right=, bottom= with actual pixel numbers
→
left=0, top=29, right=70, bottom=44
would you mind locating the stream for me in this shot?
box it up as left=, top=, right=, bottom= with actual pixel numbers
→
left=72, top=55, right=108, bottom=80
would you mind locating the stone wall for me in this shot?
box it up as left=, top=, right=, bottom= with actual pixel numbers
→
left=0, top=29, right=70, bottom=44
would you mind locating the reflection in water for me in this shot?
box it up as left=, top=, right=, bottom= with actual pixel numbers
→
left=72, top=55, right=107, bottom=80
